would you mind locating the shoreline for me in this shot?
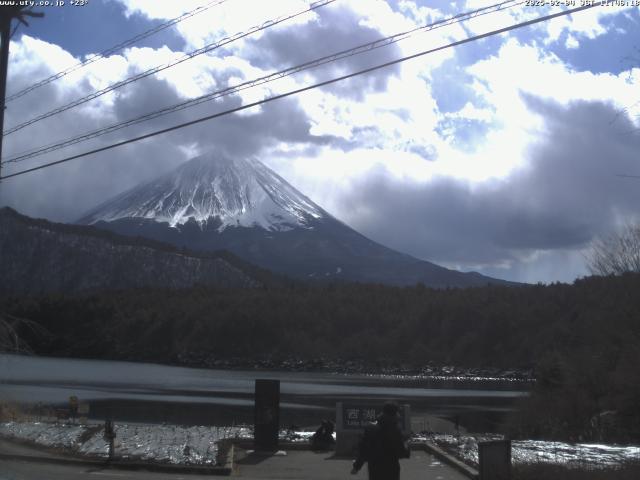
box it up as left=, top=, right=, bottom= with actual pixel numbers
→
left=1, top=351, right=536, bottom=384
left=17, top=352, right=534, bottom=383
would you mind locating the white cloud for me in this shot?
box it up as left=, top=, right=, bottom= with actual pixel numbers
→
left=460, top=2, right=633, bottom=49
left=468, top=38, right=640, bottom=115
left=443, top=101, right=493, bottom=122
left=115, top=0, right=202, bottom=19
left=536, top=3, right=633, bottom=45
left=344, top=0, right=416, bottom=36
left=565, top=33, right=580, bottom=49
left=116, top=0, right=322, bottom=50
left=397, top=0, right=443, bottom=25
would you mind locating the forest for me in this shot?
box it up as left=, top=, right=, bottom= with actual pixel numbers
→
left=2, top=272, right=640, bottom=442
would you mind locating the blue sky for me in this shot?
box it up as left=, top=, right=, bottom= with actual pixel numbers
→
left=18, top=0, right=185, bottom=56
left=2, top=0, right=640, bottom=283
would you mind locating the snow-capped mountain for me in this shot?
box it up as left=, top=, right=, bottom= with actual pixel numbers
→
left=79, top=155, right=324, bottom=231
left=79, top=153, right=511, bottom=287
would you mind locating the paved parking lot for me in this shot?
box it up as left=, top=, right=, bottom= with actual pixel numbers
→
left=233, top=448, right=470, bottom=479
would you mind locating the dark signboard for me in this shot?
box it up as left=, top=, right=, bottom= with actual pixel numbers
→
left=341, top=404, right=408, bottom=431
left=254, top=379, right=280, bottom=451
left=479, top=440, right=511, bottom=480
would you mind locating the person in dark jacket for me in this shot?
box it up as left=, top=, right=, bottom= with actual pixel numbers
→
left=351, top=403, right=410, bottom=480
left=310, top=419, right=335, bottom=450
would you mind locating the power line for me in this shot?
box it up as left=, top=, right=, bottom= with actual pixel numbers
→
left=5, top=0, right=230, bottom=103
left=3, top=0, right=524, bottom=165
left=0, top=3, right=598, bottom=181
left=3, top=0, right=522, bottom=164
left=2, top=0, right=336, bottom=137
left=0, top=6, right=43, bottom=182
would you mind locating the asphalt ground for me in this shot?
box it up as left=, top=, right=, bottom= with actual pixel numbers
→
left=232, top=448, right=470, bottom=479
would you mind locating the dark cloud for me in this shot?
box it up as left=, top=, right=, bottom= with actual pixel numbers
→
left=110, top=75, right=338, bottom=158
left=0, top=37, right=338, bottom=222
left=0, top=3, right=402, bottom=222
left=243, top=3, right=402, bottom=101
left=5, top=50, right=97, bottom=134
left=0, top=53, right=188, bottom=222
left=332, top=99, right=640, bottom=278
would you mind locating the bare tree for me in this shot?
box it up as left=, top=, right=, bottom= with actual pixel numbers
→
left=588, top=224, right=640, bottom=275
left=0, top=313, right=48, bottom=354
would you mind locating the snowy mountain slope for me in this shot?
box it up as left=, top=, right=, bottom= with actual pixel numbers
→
left=78, top=153, right=512, bottom=288
left=78, top=155, right=324, bottom=231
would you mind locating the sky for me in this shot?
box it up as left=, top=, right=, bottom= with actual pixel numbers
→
left=1, top=0, right=639, bottom=284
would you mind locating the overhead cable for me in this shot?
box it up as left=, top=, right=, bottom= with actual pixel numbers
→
left=3, top=0, right=336, bottom=136
left=5, top=0, right=230, bottom=103
left=3, top=0, right=523, bottom=165
left=0, top=3, right=599, bottom=181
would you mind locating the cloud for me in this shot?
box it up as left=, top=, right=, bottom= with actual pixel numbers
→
left=115, top=0, right=324, bottom=50
left=324, top=99, right=640, bottom=281
left=241, top=2, right=403, bottom=101
left=0, top=30, right=334, bottom=223
left=457, top=1, right=634, bottom=48
left=540, top=3, right=631, bottom=45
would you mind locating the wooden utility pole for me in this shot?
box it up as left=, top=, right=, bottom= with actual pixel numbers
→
left=0, top=9, right=13, bottom=177
left=0, top=7, right=43, bottom=180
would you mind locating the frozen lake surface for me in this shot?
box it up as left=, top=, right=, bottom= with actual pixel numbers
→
left=0, top=354, right=526, bottom=429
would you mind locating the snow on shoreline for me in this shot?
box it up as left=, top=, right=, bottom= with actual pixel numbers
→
left=3, top=421, right=639, bottom=468
left=427, top=434, right=640, bottom=469
left=0, top=421, right=251, bottom=465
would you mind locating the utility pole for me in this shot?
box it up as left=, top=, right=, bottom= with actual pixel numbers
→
left=0, top=9, right=13, bottom=178
left=0, top=6, right=43, bottom=180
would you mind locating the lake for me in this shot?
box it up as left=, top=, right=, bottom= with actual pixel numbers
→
left=0, top=354, right=529, bottom=432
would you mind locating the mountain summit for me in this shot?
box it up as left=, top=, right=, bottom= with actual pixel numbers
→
left=79, top=153, right=510, bottom=287
left=79, top=155, right=325, bottom=231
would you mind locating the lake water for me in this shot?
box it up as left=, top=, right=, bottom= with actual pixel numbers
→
left=0, top=354, right=528, bottom=431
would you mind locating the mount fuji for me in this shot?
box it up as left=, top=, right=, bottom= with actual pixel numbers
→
left=78, top=154, right=509, bottom=287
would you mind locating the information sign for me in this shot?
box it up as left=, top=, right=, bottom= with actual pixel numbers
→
left=340, top=403, right=408, bottom=431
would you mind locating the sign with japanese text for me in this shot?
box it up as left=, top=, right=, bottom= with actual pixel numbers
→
left=340, top=403, right=408, bottom=431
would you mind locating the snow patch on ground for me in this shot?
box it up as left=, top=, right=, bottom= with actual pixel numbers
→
left=0, top=421, right=251, bottom=465
left=0, top=422, right=86, bottom=450
left=425, top=434, right=640, bottom=468
left=4, top=421, right=637, bottom=469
